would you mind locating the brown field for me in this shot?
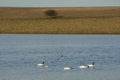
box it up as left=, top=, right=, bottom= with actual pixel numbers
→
left=0, top=7, right=120, bottom=34
left=0, top=7, right=120, bottom=19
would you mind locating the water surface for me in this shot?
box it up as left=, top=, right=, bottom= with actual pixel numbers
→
left=0, top=34, right=120, bottom=80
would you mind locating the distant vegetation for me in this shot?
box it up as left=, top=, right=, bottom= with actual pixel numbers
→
left=45, top=10, right=58, bottom=18
left=0, top=7, right=120, bottom=19
left=0, top=7, right=120, bottom=34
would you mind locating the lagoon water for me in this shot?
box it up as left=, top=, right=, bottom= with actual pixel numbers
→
left=0, top=34, right=120, bottom=80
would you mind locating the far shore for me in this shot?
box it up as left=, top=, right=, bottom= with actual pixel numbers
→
left=0, top=7, right=120, bottom=34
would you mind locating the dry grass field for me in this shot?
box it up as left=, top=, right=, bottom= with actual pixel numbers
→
left=0, top=7, right=120, bottom=19
left=0, top=7, right=120, bottom=34
left=0, top=17, right=120, bottom=34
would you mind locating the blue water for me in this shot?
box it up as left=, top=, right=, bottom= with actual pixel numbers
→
left=0, top=34, right=120, bottom=80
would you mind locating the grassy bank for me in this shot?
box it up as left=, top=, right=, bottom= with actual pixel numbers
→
left=0, top=17, right=120, bottom=34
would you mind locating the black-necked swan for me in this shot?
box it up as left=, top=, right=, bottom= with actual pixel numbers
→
left=87, top=62, right=95, bottom=68
left=79, top=65, right=88, bottom=69
left=61, top=55, right=64, bottom=59
left=37, top=62, right=45, bottom=67
left=45, top=65, right=48, bottom=68
left=64, top=67, right=73, bottom=70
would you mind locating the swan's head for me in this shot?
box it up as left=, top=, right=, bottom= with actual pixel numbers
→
left=42, top=62, right=45, bottom=64
left=92, top=62, right=95, bottom=65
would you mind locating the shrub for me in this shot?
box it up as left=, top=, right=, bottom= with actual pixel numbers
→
left=45, top=10, right=58, bottom=18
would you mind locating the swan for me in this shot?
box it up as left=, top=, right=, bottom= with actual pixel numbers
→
left=37, top=62, right=45, bottom=67
left=64, top=67, right=73, bottom=70
left=79, top=65, right=88, bottom=69
left=61, top=55, right=64, bottom=59
left=87, top=62, right=95, bottom=68
left=45, top=65, right=48, bottom=68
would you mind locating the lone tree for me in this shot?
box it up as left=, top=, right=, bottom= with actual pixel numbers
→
left=45, top=10, right=58, bottom=18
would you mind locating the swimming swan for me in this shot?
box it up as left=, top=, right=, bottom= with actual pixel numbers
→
left=37, top=62, right=45, bottom=67
left=64, top=67, right=73, bottom=70
left=45, top=65, right=48, bottom=68
left=87, top=62, right=95, bottom=68
left=61, top=55, right=64, bottom=59
left=79, top=65, right=88, bottom=69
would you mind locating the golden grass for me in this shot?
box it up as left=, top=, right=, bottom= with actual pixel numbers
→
left=0, top=17, right=120, bottom=34
left=0, top=7, right=120, bottom=19
left=0, top=7, right=120, bottom=34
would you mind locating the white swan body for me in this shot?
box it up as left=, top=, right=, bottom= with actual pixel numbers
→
left=37, top=63, right=44, bottom=67
left=45, top=65, right=48, bottom=68
left=37, top=62, right=45, bottom=67
left=87, top=62, right=95, bottom=68
left=64, top=67, right=72, bottom=70
left=79, top=65, right=88, bottom=69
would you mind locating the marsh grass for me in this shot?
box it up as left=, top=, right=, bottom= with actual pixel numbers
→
left=0, top=17, right=120, bottom=34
